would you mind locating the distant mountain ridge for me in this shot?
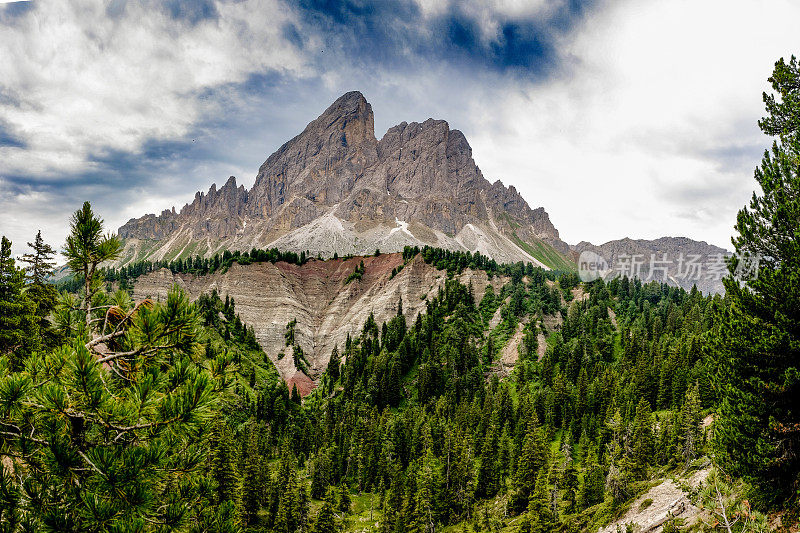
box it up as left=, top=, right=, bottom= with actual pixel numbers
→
left=571, top=237, right=729, bottom=294
left=118, top=91, right=728, bottom=293
left=119, top=91, right=568, bottom=269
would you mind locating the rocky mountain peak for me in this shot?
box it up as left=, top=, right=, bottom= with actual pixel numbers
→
left=118, top=91, right=569, bottom=268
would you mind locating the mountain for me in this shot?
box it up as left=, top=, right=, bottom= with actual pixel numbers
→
left=571, top=237, right=729, bottom=294
left=118, top=91, right=572, bottom=270
left=118, top=91, right=729, bottom=293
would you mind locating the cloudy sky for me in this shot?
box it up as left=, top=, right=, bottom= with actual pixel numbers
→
left=1, top=0, right=798, bottom=257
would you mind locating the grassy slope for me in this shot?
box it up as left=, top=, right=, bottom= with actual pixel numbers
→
left=510, top=232, right=576, bottom=272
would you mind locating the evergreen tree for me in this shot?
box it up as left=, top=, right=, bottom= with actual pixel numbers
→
left=0, top=236, right=38, bottom=360
left=327, top=344, right=341, bottom=383
left=625, top=399, right=653, bottom=481
left=339, top=483, right=352, bottom=514
left=312, top=488, right=339, bottom=533
left=519, top=467, right=556, bottom=533
left=577, top=447, right=605, bottom=509
left=63, top=201, right=122, bottom=330
left=759, top=55, right=800, bottom=145
left=0, top=205, right=236, bottom=531
left=311, top=449, right=334, bottom=499
left=677, top=383, right=703, bottom=467
left=20, top=231, right=58, bottom=347
left=241, top=433, right=264, bottom=525
left=714, top=54, right=800, bottom=503
left=510, top=417, right=547, bottom=512
left=20, top=229, right=56, bottom=284
left=562, top=459, right=579, bottom=513
left=210, top=418, right=241, bottom=509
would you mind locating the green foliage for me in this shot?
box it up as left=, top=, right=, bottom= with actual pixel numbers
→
left=698, top=470, right=771, bottom=532
left=713, top=54, right=800, bottom=506
left=0, top=236, right=39, bottom=363
left=344, top=260, right=365, bottom=284
left=759, top=55, right=800, bottom=145
left=0, top=194, right=747, bottom=531
left=63, top=202, right=122, bottom=328
left=20, top=230, right=57, bottom=285
left=19, top=229, right=59, bottom=344
left=104, top=247, right=311, bottom=289
left=625, top=399, right=653, bottom=481
left=312, top=488, right=339, bottom=533
left=0, top=312, right=232, bottom=530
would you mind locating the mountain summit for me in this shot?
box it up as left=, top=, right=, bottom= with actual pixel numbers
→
left=118, top=91, right=571, bottom=269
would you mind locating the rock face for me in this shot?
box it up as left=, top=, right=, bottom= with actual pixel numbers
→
left=571, top=237, right=730, bottom=294
left=119, top=91, right=731, bottom=294
left=131, top=252, right=506, bottom=382
left=118, top=91, right=567, bottom=269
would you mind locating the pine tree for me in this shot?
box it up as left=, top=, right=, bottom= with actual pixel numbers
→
left=475, top=418, right=499, bottom=498
left=0, top=236, right=38, bottom=361
left=240, top=424, right=264, bottom=525
left=312, top=488, right=338, bottom=533
left=519, top=467, right=556, bottom=533
left=577, top=447, right=605, bottom=509
left=311, top=449, right=334, bottom=499
left=339, top=483, right=352, bottom=514
left=625, top=399, right=653, bottom=481
left=20, top=230, right=58, bottom=348
left=0, top=205, right=235, bottom=530
left=677, top=383, right=702, bottom=467
left=562, top=459, right=579, bottom=513
left=327, top=344, right=341, bottom=383
left=63, top=201, right=122, bottom=331
left=210, top=418, right=241, bottom=511
left=511, top=417, right=547, bottom=512
left=714, top=54, right=800, bottom=504
left=20, top=229, right=56, bottom=284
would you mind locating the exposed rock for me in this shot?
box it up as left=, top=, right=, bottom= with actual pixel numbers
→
left=118, top=91, right=566, bottom=269
left=286, top=371, right=316, bottom=398
left=118, top=91, right=730, bottom=293
left=572, top=237, right=730, bottom=294
left=131, top=252, right=506, bottom=382
left=598, top=466, right=711, bottom=533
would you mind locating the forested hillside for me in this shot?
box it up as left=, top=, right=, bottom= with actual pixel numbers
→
left=0, top=211, right=756, bottom=532
left=1, top=55, right=799, bottom=532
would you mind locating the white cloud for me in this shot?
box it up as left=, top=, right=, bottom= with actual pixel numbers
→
left=2, top=0, right=798, bottom=260
left=466, top=0, right=800, bottom=249
left=0, top=0, right=308, bottom=179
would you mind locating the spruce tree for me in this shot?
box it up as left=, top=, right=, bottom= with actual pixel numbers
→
left=327, top=344, right=341, bottom=383
left=20, top=230, right=58, bottom=347
left=520, top=467, right=556, bottom=533
left=210, top=418, right=241, bottom=508
left=562, top=459, right=579, bottom=513
left=677, top=383, right=702, bottom=467
left=241, top=434, right=264, bottom=525
left=510, top=417, right=547, bottom=512
left=577, top=447, right=605, bottom=509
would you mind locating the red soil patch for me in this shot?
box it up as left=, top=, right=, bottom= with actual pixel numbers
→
left=286, top=370, right=317, bottom=398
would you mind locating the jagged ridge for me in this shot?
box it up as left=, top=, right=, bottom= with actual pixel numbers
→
left=118, top=91, right=569, bottom=269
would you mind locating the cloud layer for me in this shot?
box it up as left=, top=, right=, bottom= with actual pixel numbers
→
left=0, top=0, right=796, bottom=257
